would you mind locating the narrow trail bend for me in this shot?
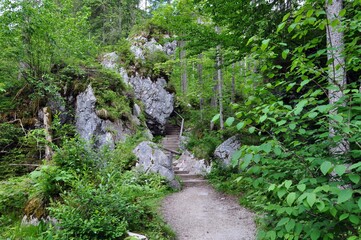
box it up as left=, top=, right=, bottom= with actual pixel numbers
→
left=161, top=184, right=256, bottom=240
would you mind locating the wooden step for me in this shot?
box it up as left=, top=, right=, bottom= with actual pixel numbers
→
left=173, top=167, right=180, bottom=171
left=182, top=179, right=208, bottom=188
left=174, top=170, right=189, bottom=174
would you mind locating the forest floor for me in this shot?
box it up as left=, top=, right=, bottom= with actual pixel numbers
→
left=161, top=184, right=256, bottom=240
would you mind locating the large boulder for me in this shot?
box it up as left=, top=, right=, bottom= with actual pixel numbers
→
left=175, top=151, right=211, bottom=176
left=214, top=136, right=241, bottom=167
left=75, top=85, right=131, bottom=148
left=133, top=141, right=179, bottom=189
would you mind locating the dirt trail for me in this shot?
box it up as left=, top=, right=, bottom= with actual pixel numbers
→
left=161, top=184, right=256, bottom=240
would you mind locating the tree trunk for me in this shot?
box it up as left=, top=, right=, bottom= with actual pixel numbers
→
left=197, top=53, right=204, bottom=119
left=43, top=107, right=53, bottom=161
left=326, top=0, right=349, bottom=154
left=179, top=40, right=187, bottom=95
left=215, top=26, right=224, bottom=130
left=231, top=62, right=235, bottom=103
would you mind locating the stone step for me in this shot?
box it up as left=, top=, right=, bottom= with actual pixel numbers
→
left=173, top=167, right=180, bottom=171
left=182, top=179, right=208, bottom=188
left=174, top=170, right=189, bottom=174
left=177, top=174, right=202, bottom=180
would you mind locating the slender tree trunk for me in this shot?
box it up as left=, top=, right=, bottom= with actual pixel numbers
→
left=326, top=0, right=349, bottom=154
left=43, top=107, right=53, bottom=161
left=179, top=40, right=187, bottom=94
left=231, top=63, right=235, bottom=103
left=215, top=26, right=224, bottom=130
left=197, top=53, right=204, bottom=119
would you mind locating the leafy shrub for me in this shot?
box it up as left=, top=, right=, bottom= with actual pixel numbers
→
left=49, top=170, right=171, bottom=240
left=52, top=137, right=98, bottom=172
left=30, top=165, right=73, bottom=201
left=0, top=176, right=32, bottom=215
left=186, top=130, right=222, bottom=160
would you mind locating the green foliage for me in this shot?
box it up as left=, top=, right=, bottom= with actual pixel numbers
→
left=0, top=176, right=33, bottom=215
left=96, top=90, right=133, bottom=122
left=207, top=1, right=361, bottom=239
left=48, top=171, right=172, bottom=239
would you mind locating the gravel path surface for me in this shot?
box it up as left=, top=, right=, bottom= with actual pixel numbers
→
left=161, top=184, right=256, bottom=240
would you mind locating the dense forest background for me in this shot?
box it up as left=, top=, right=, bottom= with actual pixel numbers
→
left=0, top=0, right=360, bottom=239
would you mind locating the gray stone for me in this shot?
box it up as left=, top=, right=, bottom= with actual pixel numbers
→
left=75, top=85, right=130, bottom=149
left=101, top=52, right=119, bottom=70
left=127, top=232, right=148, bottom=240
left=214, top=135, right=241, bottom=167
left=175, top=151, right=211, bottom=176
left=163, top=40, right=177, bottom=55
left=133, top=141, right=179, bottom=189
left=133, top=103, right=141, bottom=117
left=129, top=76, right=173, bottom=134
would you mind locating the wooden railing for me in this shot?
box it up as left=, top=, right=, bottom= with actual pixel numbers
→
left=174, top=111, right=184, bottom=138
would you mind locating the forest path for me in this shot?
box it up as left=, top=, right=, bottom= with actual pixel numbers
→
left=161, top=184, right=256, bottom=240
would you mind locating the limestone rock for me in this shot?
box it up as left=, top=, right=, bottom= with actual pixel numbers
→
left=129, top=76, right=173, bottom=134
left=214, top=135, right=241, bottom=167
left=175, top=151, right=211, bottom=176
left=75, top=85, right=131, bottom=148
left=101, top=49, right=174, bottom=135
left=127, top=232, right=148, bottom=240
left=133, top=141, right=179, bottom=189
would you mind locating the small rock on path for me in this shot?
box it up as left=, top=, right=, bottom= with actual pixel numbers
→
left=161, top=184, right=256, bottom=240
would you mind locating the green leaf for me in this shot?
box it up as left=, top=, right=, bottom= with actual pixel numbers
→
left=349, top=162, right=361, bottom=170
left=349, top=215, right=360, bottom=224
left=337, top=189, right=353, bottom=204
left=267, top=230, right=276, bottom=240
left=273, top=146, right=282, bottom=156
left=339, top=9, right=346, bottom=17
left=310, top=229, right=321, bottom=240
left=340, top=213, right=349, bottom=221
left=248, top=126, right=256, bottom=134
left=282, top=49, right=289, bottom=59
left=334, top=165, right=347, bottom=176
left=211, top=114, right=220, bottom=123
left=285, top=219, right=295, bottom=232
left=297, top=184, right=306, bottom=192
left=320, top=161, right=333, bottom=175
left=260, top=142, right=272, bottom=154
left=282, top=13, right=291, bottom=22
left=284, top=180, right=292, bottom=189
left=307, top=193, right=316, bottom=207
left=268, top=183, right=276, bottom=191
left=231, top=150, right=242, bottom=167
left=288, top=23, right=297, bottom=33
left=308, top=112, right=318, bottom=119
left=261, top=39, right=270, bottom=51
left=260, top=115, right=267, bottom=123
left=316, top=201, right=325, bottom=211
left=287, top=192, right=296, bottom=206
left=236, top=122, right=245, bottom=130
left=294, top=100, right=308, bottom=115
left=225, top=117, right=235, bottom=126
left=277, top=189, right=287, bottom=199
left=358, top=198, right=361, bottom=210
left=289, top=123, right=296, bottom=130
left=276, top=217, right=289, bottom=227
left=277, top=22, right=286, bottom=33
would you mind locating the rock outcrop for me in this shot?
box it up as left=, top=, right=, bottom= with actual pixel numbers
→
left=214, top=136, right=241, bottom=167
left=101, top=51, right=174, bottom=134
left=75, top=85, right=131, bottom=148
left=129, top=76, right=173, bottom=134
left=133, top=141, right=179, bottom=189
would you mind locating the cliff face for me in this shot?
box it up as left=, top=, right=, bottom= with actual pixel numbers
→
left=101, top=36, right=177, bottom=135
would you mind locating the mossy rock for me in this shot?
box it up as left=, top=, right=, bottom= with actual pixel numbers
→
left=24, top=197, right=47, bottom=219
